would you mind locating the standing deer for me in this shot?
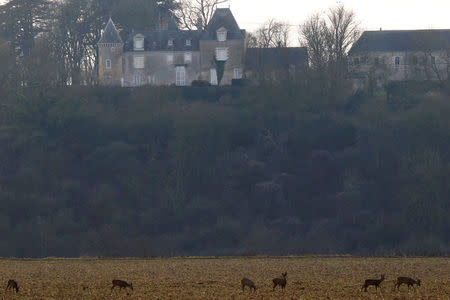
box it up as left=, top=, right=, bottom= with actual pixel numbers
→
left=111, top=279, right=133, bottom=291
left=241, top=277, right=256, bottom=292
left=5, top=279, right=19, bottom=293
left=361, top=274, right=385, bottom=292
left=395, top=277, right=421, bottom=290
left=272, top=272, right=287, bottom=291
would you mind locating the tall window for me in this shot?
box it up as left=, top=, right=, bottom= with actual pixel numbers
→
left=216, top=47, right=228, bottom=61
left=210, top=68, right=218, bottom=85
left=176, top=66, right=186, bottom=86
left=134, top=56, right=144, bottom=69
left=167, top=54, right=173, bottom=64
left=105, top=59, right=112, bottom=69
left=233, top=68, right=241, bottom=79
left=134, top=37, right=144, bottom=50
left=217, top=27, right=227, bottom=42
left=184, top=52, right=192, bottom=64
left=134, top=75, right=142, bottom=86
left=186, top=39, right=192, bottom=46
left=394, top=56, right=401, bottom=67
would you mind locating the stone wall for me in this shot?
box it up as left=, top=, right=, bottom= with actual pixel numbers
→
left=98, top=43, right=124, bottom=86
left=122, top=51, right=201, bottom=87
left=199, top=40, right=245, bottom=85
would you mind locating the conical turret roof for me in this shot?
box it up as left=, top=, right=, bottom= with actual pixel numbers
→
left=98, top=18, right=123, bottom=44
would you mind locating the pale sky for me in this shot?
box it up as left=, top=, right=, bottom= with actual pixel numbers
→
left=220, top=0, right=450, bottom=46
left=227, top=0, right=450, bottom=32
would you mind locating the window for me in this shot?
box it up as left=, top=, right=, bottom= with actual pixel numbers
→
left=186, top=39, right=192, bottom=46
left=168, top=39, right=174, bottom=46
left=134, top=56, right=144, bottom=69
left=184, top=52, right=192, bottom=64
left=111, top=47, right=116, bottom=53
left=354, top=57, right=360, bottom=66
left=216, top=47, right=228, bottom=61
left=134, top=37, right=144, bottom=50
left=210, top=68, right=218, bottom=85
left=105, top=59, right=112, bottom=69
left=167, top=54, right=173, bottom=64
left=233, top=68, right=242, bottom=79
left=394, top=56, right=401, bottom=67
left=176, top=66, right=186, bottom=86
left=217, top=27, right=227, bottom=42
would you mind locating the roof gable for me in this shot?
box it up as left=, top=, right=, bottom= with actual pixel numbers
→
left=350, top=29, right=450, bottom=54
left=98, top=18, right=123, bottom=44
left=201, top=8, right=244, bottom=40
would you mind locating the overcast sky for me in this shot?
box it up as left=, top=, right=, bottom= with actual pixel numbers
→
left=228, top=0, right=450, bottom=32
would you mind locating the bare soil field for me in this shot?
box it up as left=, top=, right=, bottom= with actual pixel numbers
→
left=0, top=257, right=448, bottom=300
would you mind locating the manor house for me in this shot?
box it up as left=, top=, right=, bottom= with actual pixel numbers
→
left=348, top=29, right=450, bottom=86
left=97, top=8, right=307, bottom=87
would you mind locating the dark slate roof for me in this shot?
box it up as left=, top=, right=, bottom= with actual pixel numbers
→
left=245, top=47, right=308, bottom=70
left=349, top=29, right=450, bottom=54
left=201, top=8, right=245, bottom=40
left=98, top=18, right=123, bottom=44
left=124, top=30, right=200, bottom=52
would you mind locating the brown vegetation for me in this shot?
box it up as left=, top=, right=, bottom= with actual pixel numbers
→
left=0, top=257, right=447, bottom=299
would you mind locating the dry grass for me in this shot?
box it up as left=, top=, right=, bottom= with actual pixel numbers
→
left=0, top=257, right=448, bottom=299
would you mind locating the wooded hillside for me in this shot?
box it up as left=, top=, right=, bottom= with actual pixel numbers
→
left=0, top=82, right=449, bottom=257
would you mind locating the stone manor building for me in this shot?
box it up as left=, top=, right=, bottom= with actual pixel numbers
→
left=98, top=8, right=246, bottom=87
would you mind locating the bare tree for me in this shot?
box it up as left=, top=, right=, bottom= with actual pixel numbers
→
left=176, top=0, right=228, bottom=30
left=325, top=4, right=360, bottom=63
left=250, top=19, right=290, bottom=48
left=300, top=13, right=328, bottom=71
left=299, top=4, right=360, bottom=97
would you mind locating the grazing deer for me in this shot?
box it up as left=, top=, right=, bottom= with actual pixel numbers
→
left=5, top=279, right=19, bottom=293
left=111, top=279, right=133, bottom=291
left=272, top=272, right=287, bottom=291
left=241, top=277, right=256, bottom=292
left=395, top=277, right=421, bottom=290
left=361, top=274, right=385, bottom=292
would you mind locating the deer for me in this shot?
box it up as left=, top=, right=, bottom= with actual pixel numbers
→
left=5, top=279, right=19, bottom=293
left=111, top=279, right=133, bottom=292
left=395, top=277, right=421, bottom=290
left=361, top=274, right=385, bottom=292
left=241, top=277, right=256, bottom=292
left=272, top=272, right=287, bottom=291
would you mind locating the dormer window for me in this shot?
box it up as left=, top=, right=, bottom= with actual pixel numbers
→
left=186, top=39, right=192, bottom=46
left=168, top=38, right=174, bottom=46
left=134, top=35, right=144, bottom=51
left=217, top=27, right=227, bottom=42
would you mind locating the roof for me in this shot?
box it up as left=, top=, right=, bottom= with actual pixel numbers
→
left=124, top=30, right=200, bottom=52
left=201, top=8, right=245, bottom=40
left=98, top=18, right=123, bottom=44
left=245, top=47, right=308, bottom=70
left=349, top=29, right=450, bottom=54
